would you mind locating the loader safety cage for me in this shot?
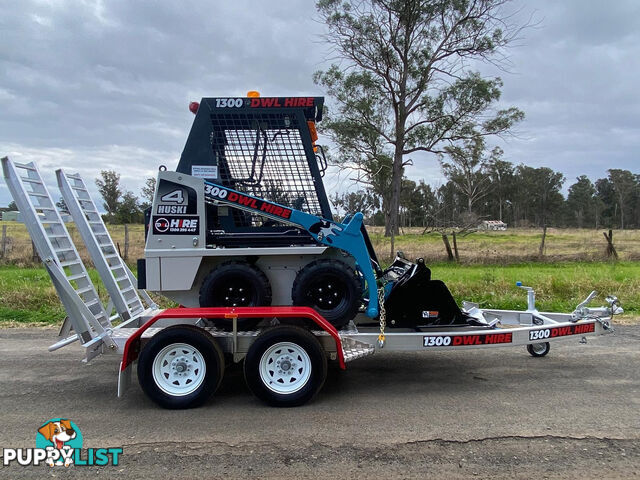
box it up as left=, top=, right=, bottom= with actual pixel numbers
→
left=1, top=156, right=621, bottom=408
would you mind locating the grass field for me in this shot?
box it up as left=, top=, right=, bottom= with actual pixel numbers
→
left=0, top=221, right=638, bottom=325
left=1, top=261, right=637, bottom=326
left=1, top=222, right=640, bottom=265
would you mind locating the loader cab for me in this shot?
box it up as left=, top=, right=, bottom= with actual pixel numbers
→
left=176, top=94, right=332, bottom=248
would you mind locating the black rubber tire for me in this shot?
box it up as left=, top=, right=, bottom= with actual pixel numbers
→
left=199, top=261, right=272, bottom=330
left=291, top=259, right=361, bottom=329
left=244, top=326, right=327, bottom=407
left=527, top=342, right=550, bottom=357
left=137, top=326, right=225, bottom=409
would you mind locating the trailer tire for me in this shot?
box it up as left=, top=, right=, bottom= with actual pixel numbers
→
left=291, top=259, right=361, bottom=329
left=527, top=342, right=550, bottom=357
left=199, top=261, right=272, bottom=330
left=137, top=326, right=224, bottom=409
left=244, top=326, right=327, bottom=407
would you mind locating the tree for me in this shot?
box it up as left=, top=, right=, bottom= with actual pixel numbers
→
left=315, top=0, right=525, bottom=257
left=331, top=190, right=375, bottom=221
left=95, top=170, right=122, bottom=218
left=140, top=177, right=157, bottom=206
left=567, top=175, right=596, bottom=228
left=607, top=169, right=636, bottom=229
left=115, top=191, right=142, bottom=224
left=7, top=200, right=17, bottom=211
left=486, top=157, right=514, bottom=222
left=514, top=165, right=564, bottom=227
left=440, top=137, right=500, bottom=215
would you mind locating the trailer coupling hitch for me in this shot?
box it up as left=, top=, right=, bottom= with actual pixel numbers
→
left=571, top=291, right=622, bottom=331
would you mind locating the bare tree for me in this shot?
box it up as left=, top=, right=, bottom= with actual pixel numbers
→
left=315, top=0, right=525, bottom=258
left=441, top=137, right=501, bottom=215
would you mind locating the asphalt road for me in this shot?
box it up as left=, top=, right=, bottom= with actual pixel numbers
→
left=0, top=326, right=638, bottom=479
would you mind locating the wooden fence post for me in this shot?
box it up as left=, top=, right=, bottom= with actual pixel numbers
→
left=603, top=229, right=618, bottom=259
left=441, top=234, right=454, bottom=261
left=452, top=231, right=460, bottom=262
left=32, top=240, right=40, bottom=262
left=124, top=224, right=129, bottom=261
left=538, top=226, right=547, bottom=258
left=1, top=224, right=6, bottom=259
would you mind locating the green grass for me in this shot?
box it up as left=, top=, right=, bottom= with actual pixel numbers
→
left=1, top=261, right=638, bottom=326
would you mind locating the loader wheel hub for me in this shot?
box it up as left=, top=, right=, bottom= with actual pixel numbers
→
left=308, top=279, right=345, bottom=310
left=217, top=283, right=251, bottom=307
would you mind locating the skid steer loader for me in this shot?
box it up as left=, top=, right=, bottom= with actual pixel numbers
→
left=140, top=93, right=487, bottom=332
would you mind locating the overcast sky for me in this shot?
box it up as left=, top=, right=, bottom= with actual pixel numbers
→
left=1, top=0, right=639, bottom=208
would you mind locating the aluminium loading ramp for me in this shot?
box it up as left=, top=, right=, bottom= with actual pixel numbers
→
left=1, top=157, right=115, bottom=351
left=56, top=169, right=156, bottom=322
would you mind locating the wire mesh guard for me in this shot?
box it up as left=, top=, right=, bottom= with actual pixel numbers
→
left=211, top=112, right=324, bottom=227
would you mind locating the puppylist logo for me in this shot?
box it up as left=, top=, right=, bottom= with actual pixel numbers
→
left=2, top=418, right=122, bottom=467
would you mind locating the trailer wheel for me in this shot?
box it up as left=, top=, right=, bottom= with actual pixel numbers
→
left=527, top=342, right=550, bottom=357
left=137, top=326, right=224, bottom=409
left=244, top=326, right=327, bottom=407
left=291, top=259, right=361, bottom=329
left=199, top=261, right=272, bottom=329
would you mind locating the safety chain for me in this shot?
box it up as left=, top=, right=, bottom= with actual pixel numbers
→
left=377, top=287, right=386, bottom=348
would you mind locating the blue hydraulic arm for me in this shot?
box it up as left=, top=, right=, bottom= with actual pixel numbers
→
left=203, top=180, right=380, bottom=318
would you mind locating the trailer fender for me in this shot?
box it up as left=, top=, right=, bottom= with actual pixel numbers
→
left=119, top=306, right=346, bottom=394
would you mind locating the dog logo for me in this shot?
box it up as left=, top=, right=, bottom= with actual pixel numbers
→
left=308, top=220, right=343, bottom=243
left=36, top=418, right=82, bottom=467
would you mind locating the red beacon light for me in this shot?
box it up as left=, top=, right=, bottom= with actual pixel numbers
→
left=189, top=101, right=199, bottom=114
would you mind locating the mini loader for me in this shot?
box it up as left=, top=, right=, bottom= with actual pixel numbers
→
left=1, top=93, right=622, bottom=409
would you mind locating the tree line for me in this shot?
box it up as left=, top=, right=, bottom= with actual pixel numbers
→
left=332, top=162, right=640, bottom=231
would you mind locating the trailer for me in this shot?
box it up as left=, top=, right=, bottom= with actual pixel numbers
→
left=0, top=94, right=622, bottom=409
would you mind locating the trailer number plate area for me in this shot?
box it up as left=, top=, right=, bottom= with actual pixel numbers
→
left=529, top=323, right=595, bottom=341
left=423, top=333, right=513, bottom=347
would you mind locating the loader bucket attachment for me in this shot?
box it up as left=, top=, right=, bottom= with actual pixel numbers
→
left=384, top=259, right=470, bottom=328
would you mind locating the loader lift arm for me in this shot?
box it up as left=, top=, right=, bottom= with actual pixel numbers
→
left=202, top=179, right=381, bottom=318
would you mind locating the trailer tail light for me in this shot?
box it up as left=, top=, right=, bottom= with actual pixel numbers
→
left=189, top=102, right=199, bottom=114
left=247, top=90, right=260, bottom=98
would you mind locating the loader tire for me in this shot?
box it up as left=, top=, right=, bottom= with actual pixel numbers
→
left=291, top=259, right=361, bottom=329
left=199, top=261, right=272, bottom=330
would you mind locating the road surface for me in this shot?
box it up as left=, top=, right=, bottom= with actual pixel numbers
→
left=0, top=326, right=638, bottom=479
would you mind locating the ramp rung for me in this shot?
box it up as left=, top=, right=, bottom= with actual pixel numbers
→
left=76, top=286, right=94, bottom=295
left=48, top=234, right=68, bottom=239
left=66, top=173, right=81, bottom=179
left=20, top=177, right=43, bottom=184
left=84, top=299, right=100, bottom=308
left=38, top=207, right=56, bottom=211
left=114, top=275, right=128, bottom=282
left=55, top=247, right=75, bottom=254
left=120, top=286, right=135, bottom=294
left=40, top=219, right=60, bottom=225
left=110, top=264, right=124, bottom=271
left=13, top=162, right=37, bottom=171
left=89, top=221, right=103, bottom=225
left=28, top=192, right=48, bottom=198
left=71, top=186, right=88, bottom=192
left=105, top=254, right=119, bottom=259
left=59, top=259, right=80, bottom=267
left=67, top=273, right=87, bottom=281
